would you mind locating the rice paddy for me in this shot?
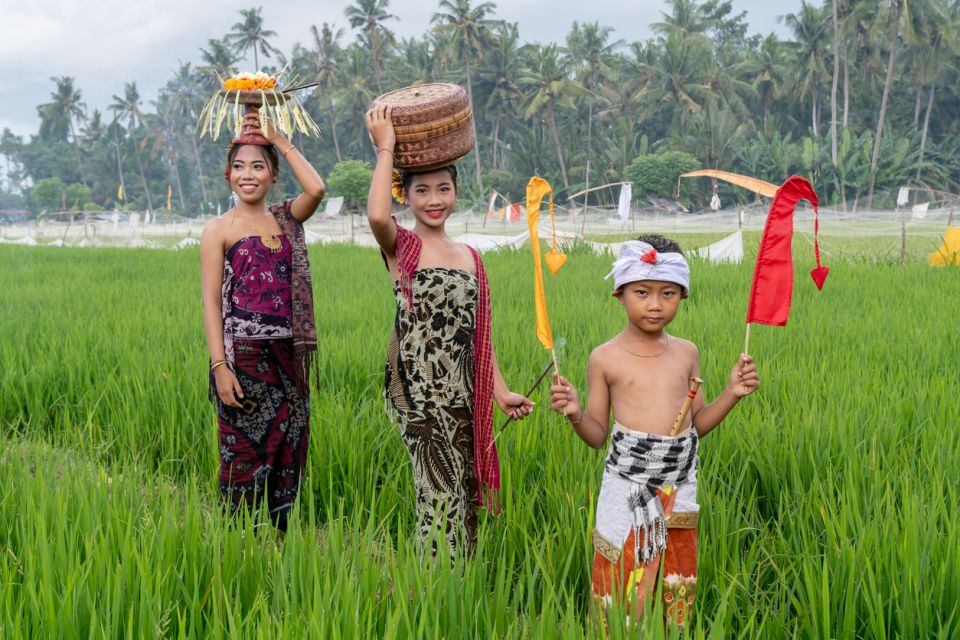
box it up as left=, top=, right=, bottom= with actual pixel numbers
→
left=1, top=237, right=958, bottom=638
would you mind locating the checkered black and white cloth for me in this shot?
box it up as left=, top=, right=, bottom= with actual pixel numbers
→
left=605, top=426, right=699, bottom=564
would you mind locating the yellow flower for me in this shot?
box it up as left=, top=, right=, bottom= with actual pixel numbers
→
left=391, top=170, right=405, bottom=204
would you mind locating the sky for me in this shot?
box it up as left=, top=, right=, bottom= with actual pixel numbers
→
left=0, top=0, right=791, bottom=139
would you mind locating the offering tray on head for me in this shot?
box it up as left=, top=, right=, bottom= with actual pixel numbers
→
left=373, top=83, right=474, bottom=171
left=198, top=70, right=321, bottom=141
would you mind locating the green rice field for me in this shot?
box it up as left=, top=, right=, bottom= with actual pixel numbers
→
left=1, top=236, right=958, bottom=638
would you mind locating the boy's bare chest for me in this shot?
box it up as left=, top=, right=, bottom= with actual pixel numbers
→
left=606, top=353, right=692, bottom=399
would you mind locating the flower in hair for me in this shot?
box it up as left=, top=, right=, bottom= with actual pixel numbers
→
left=391, top=170, right=406, bottom=204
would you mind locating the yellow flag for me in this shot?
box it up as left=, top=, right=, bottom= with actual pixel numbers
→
left=167, top=185, right=173, bottom=210
left=117, top=184, right=124, bottom=201
left=929, top=225, right=960, bottom=266
left=525, top=176, right=567, bottom=350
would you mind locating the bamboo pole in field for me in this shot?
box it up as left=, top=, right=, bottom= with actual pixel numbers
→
left=670, top=377, right=704, bottom=437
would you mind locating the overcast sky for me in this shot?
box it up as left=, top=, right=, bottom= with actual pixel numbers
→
left=1, top=0, right=791, bottom=138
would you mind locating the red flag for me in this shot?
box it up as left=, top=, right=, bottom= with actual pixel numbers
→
left=746, top=175, right=827, bottom=327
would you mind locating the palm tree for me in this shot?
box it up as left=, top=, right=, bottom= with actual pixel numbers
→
left=733, top=34, right=786, bottom=123
left=635, top=31, right=712, bottom=136
left=866, top=0, right=905, bottom=208
left=431, top=0, right=498, bottom=190
left=520, top=44, right=589, bottom=191
left=199, top=38, right=240, bottom=83
left=333, top=45, right=378, bottom=158
left=567, top=22, right=621, bottom=199
left=310, top=23, right=345, bottom=162
left=782, top=2, right=830, bottom=137
left=344, top=0, right=397, bottom=93
left=110, top=82, right=154, bottom=213
left=38, top=76, right=89, bottom=188
left=166, top=62, right=210, bottom=205
left=475, top=22, right=524, bottom=171
left=226, top=7, right=280, bottom=72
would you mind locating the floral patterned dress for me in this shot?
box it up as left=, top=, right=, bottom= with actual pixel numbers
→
left=386, top=268, right=481, bottom=558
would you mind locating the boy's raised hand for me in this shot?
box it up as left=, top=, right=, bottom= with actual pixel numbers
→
left=550, top=374, right=581, bottom=417
left=728, top=354, right=760, bottom=397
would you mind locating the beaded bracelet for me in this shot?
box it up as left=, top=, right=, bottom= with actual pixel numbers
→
left=568, top=409, right=584, bottom=426
left=376, top=147, right=394, bottom=156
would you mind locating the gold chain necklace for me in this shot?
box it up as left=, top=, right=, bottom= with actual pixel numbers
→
left=617, top=335, right=671, bottom=358
left=236, top=211, right=282, bottom=254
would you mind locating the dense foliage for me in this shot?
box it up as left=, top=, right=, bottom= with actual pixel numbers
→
left=3, top=0, right=959, bottom=215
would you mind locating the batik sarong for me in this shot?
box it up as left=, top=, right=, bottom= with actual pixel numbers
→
left=216, top=337, right=309, bottom=531
left=591, top=423, right=700, bottom=626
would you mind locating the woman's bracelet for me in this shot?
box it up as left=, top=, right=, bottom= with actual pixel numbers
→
left=567, top=408, right=584, bottom=426
left=376, top=146, right=394, bottom=156
left=210, top=359, right=228, bottom=372
left=281, top=145, right=296, bottom=157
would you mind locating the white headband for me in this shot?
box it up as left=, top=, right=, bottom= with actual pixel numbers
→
left=606, top=241, right=690, bottom=291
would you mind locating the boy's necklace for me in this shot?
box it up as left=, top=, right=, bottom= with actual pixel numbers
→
left=617, top=335, right=671, bottom=358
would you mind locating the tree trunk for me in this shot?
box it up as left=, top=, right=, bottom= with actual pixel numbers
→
left=548, top=103, right=569, bottom=190
left=69, top=120, right=89, bottom=190
left=842, top=39, right=850, bottom=127
left=189, top=130, right=209, bottom=206
left=812, top=84, right=819, bottom=137
left=866, top=1, right=901, bottom=210
left=491, top=117, right=501, bottom=170
left=130, top=130, right=154, bottom=213
left=586, top=101, right=593, bottom=198
left=830, top=0, right=839, bottom=165
left=913, top=88, right=922, bottom=131
left=113, top=123, right=127, bottom=208
left=253, top=47, right=259, bottom=73
left=916, top=83, right=936, bottom=180
left=327, top=103, right=342, bottom=162
left=465, top=61, right=483, bottom=192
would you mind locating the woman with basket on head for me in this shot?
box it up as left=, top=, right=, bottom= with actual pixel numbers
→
left=200, top=110, right=325, bottom=532
left=364, top=86, right=534, bottom=561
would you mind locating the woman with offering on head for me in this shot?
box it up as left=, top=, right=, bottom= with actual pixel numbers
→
left=364, top=103, right=533, bottom=561
left=200, top=110, right=325, bottom=532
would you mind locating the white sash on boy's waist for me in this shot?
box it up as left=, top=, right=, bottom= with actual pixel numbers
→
left=604, top=425, right=699, bottom=564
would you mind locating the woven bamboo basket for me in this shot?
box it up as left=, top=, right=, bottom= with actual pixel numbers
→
left=373, top=83, right=474, bottom=171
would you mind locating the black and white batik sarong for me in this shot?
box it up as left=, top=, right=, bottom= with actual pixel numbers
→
left=605, top=425, right=699, bottom=564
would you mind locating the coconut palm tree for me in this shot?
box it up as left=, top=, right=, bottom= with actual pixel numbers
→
left=475, top=22, right=524, bottom=171
left=226, top=7, right=280, bottom=72
left=110, top=82, right=154, bottom=213
left=567, top=21, right=621, bottom=198
left=866, top=0, right=905, bottom=208
left=199, top=38, right=240, bottom=84
left=520, top=44, right=589, bottom=191
left=782, top=2, right=830, bottom=137
left=38, top=76, right=89, bottom=188
left=344, top=0, right=397, bottom=93
left=310, top=23, right=345, bottom=162
left=431, top=0, right=498, bottom=191
left=166, top=63, right=210, bottom=205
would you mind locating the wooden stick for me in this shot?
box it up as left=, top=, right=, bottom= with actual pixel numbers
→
left=669, top=377, right=704, bottom=437
left=551, top=347, right=560, bottom=380
left=487, top=359, right=556, bottom=450
left=744, top=322, right=751, bottom=356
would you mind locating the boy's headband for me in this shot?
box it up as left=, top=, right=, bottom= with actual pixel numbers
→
left=606, top=241, right=690, bottom=291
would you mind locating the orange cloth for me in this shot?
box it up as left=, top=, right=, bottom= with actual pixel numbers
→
left=525, top=177, right=556, bottom=350
left=591, top=488, right=698, bottom=628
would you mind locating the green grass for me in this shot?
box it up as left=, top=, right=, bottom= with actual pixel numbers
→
left=1, top=241, right=958, bottom=638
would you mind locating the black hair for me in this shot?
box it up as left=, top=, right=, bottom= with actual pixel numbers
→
left=400, top=165, right=458, bottom=192
left=227, top=143, right=280, bottom=178
left=635, top=234, right=684, bottom=256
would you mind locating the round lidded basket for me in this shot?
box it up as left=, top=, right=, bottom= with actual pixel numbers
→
left=373, top=83, right=474, bottom=171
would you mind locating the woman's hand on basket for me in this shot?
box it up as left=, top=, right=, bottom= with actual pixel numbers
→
left=364, top=104, right=396, bottom=152
left=214, top=367, right=244, bottom=409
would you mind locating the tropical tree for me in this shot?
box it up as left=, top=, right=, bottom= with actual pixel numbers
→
left=344, top=0, right=397, bottom=92
left=310, top=23, right=345, bottom=162
left=110, top=83, right=154, bottom=212
left=866, top=0, right=905, bottom=208
left=199, top=38, right=240, bottom=83
left=520, top=44, right=589, bottom=191
left=37, top=76, right=89, bottom=188
left=475, top=22, right=524, bottom=171
left=782, top=1, right=830, bottom=136
left=226, top=7, right=280, bottom=72
left=431, top=0, right=498, bottom=190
